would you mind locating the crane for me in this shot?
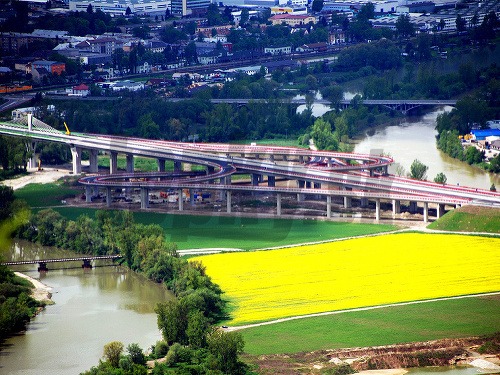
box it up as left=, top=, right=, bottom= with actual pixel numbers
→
left=64, top=122, right=71, bottom=135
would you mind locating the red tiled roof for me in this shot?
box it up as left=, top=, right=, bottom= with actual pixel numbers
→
left=73, top=83, right=89, bottom=90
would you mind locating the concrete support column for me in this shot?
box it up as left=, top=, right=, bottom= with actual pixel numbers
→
left=71, top=146, right=82, bottom=175
left=106, top=187, right=112, bottom=207
left=297, top=180, right=305, bottom=189
left=360, top=197, right=369, bottom=208
left=375, top=199, right=380, bottom=221
left=282, top=155, right=287, bottom=161
left=140, top=188, right=149, bottom=209
left=126, top=154, right=134, bottom=173
left=157, top=158, right=166, bottom=172
left=455, top=203, right=461, bottom=209
left=423, top=202, right=429, bottom=223
left=382, top=165, right=388, bottom=175
left=437, top=204, right=445, bottom=218
left=178, top=189, right=184, bottom=211
left=225, top=175, right=232, bottom=185
left=89, top=149, right=98, bottom=173
left=226, top=191, right=231, bottom=213
left=392, top=200, right=401, bottom=215
left=85, top=186, right=92, bottom=203
left=27, top=141, right=37, bottom=169
left=297, top=193, right=305, bottom=202
left=174, top=161, right=182, bottom=172
left=268, top=175, right=275, bottom=187
left=327, top=195, right=332, bottom=218
left=269, top=154, right=274, bottom=163
left=369, top=169, right=374, bottom=177
left=277, top=193, right=282, bottom=216
left=109, top=152, right=118, bottom=174
left=190, top=189, right=195, bottom=205
left=299, top=155, right=304, bottom=163
left=344, top=196, right=352, bottom=209
left=314, top=182, right=321, bottom=189
left=251, top=174, right=260, bottom=186
left=409, top=201, right=418, bottom=214
left=207, top=165, right=215, bottom=175
left=327, top=159, right=332, bottom=168
left=305, top=181, right=311, bottom=189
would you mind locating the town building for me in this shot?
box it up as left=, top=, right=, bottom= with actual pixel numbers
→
left=270, top=6, right=308, bottom=15
left=171, top=0, right=211, bottom=17
left=269, top=13, right=316, bottom=26
left=264, top=45, right=292, bottom=55
left=69, top=0, right=170, bottom=15
left=31, top=60, right=66, bottom=75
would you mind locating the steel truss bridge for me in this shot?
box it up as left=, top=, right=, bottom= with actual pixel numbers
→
left=0, top=115, right=498, bottom=222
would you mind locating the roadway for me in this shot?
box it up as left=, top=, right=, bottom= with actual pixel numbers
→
left=1, top=117, right=499, bottom=221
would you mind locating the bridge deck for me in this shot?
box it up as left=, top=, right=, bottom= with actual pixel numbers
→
left=2, top=255, right=122, bottom=266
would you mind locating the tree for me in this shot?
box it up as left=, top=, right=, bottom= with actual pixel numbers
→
left=186, top=310, right=208, bottom=348
left=409, top=159, right=428, bottom=180
left=240, top=8, right=249, bottom=25
left=456, top=15, right=466, bottom=33
left=86, top=3, right=93, bottom=13
left=309, top=118, right=338, bottom=151
left=125, top=6, right=131, bottom=16
left=127, top=343, right=146, bottom=365
left=434, top=172, right=447, bottom=184
left=103, top=341, right=123, bottom=367
left=396, top=14, right=415, bottom=38
left=207, top=330, right=246, bottom=374
left=311, top=0, right=324, bottom=12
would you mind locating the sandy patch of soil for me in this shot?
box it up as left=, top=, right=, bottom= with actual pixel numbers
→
left=1, top=167, right=72, bottom=190
left=14, top=272, right=53, bottom=304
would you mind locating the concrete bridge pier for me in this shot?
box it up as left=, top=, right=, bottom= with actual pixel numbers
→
left=71, top=146, right=82, bottom=174
left=26, top=141, right=38, bottom=169
left=178, top=189, right=184, bottom=211
left=89, top=149, right=98, bottom=173
left=225, top=175, right=232, bottom=185
left=375, top=199, right=380, bottom=221
left=437, top=204, right=445, bottom=218
left=157, top=158, right=166, bottom=172
left=85, top=186, right=92, bottom=203
left=360, top=197, right=369, bottom=208
left=126, top=154, right=134, bottom=173
left=190, top=189, right=195, bottom=205
left=369, top=169, right=374, bottom=177
left=423, top=202, right=429, bottom=223
left=392, top=200, right=401, bottom=215
left=140, top=188, right=149, bottom=209
left=106, top=187, right=112, bottom=207
left=269, top=154, right=274, bottom=163
left=252, top=174, right=260, bottom=186
left=305, top=181, right=311, bottom=189
left=297, top=193, right=305, bottom=202
left=109, top=152, right=118, bottom=174
left=38, top=262, right=48, bottom=272
left=268, top=175, right=275, bottom=187
left=344, top=196, right=352, bottom=209
left=82, top=259, right=92, bottom=269
left=277, top=193, right=282, bottom=216
left=174, top=161, right=182, bottom=172
left=226, top=191, right=232, bottom=213
left=327, top=195, right=332, bottom=218
left=409, top=201, right=418, bottom=214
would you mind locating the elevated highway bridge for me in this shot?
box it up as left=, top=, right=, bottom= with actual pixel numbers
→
left=0, top=115, right=498, bottom=222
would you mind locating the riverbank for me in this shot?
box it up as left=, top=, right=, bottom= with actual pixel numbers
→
left=244, top=336, right=500, bottom=374
left=14, top=272, right=53, bottom=305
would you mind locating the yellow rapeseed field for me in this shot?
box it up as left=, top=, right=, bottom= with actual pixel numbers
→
left=191, top=233, right=500, bottom=325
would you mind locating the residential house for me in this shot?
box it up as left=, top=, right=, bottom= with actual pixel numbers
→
left=269, top=14, right=316, bottom=26
left=72, top=83, right=90, bottom=96
left=31, top=60, right=66, bottom=75
left=264, top=46, right=292, bottom=55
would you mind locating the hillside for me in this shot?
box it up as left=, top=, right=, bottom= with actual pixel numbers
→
left=428, top=205, right=500, bottom=233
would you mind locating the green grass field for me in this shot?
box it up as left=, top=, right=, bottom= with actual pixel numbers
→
left=14, top=182, right=81, bottom=208
left=428, top=206, right=500, bottom=233
left=240, top=294, right=500, bottom=355
left=50, top=207, right=397, bottom=250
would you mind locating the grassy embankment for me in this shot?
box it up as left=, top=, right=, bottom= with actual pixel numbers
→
left=428, top=205, right=500, bottom=233
left=14, top=181, right=398, bottom=250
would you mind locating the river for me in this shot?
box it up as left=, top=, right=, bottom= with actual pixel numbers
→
left=0, top=240, right=173, bottom=375
left=354, top=106, right=500, bottom=190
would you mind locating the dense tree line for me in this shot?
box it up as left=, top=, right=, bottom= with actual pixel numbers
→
left=18, top=208, right=249, bottom=374
left=0, top=186, right=40, bottom=340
